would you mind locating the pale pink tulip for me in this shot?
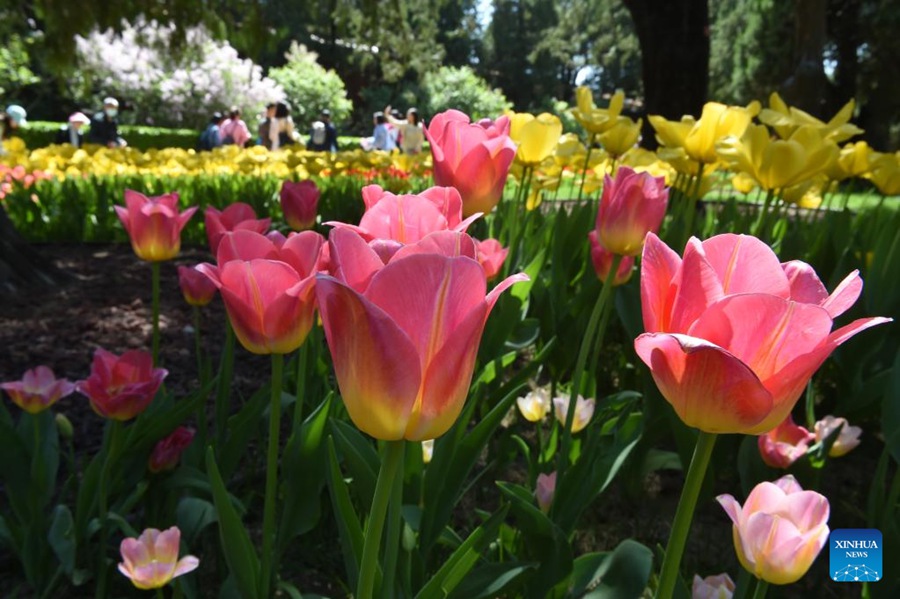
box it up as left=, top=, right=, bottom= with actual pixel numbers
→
left=552, top=394, right=595, bottom=433
left=118, top=527, right=199, bottom=590
left=595, top=166, right=668, bottom=256
left=516, top=388, right=551, bottom=422
left=692, top=573, right=735, bottom=599
left=535, top=471, right=557, bottom=513
left=635, top=233, right=890, bottom=434
left=758, top=415, right=814, bottom=468
left=717, top=475, right=829, bottom=585
left=426, top=110, right=517, bottom=216
left=1, top=366, right=75, bottom=414
left=316, top=228, right=527, bottom=440
left=814, top=415, right=862, bottom=457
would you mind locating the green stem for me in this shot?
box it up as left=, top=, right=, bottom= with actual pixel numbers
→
left=555, top=254, right=622, bottom=481
left=682, top=163, right=705, bottom=244
left=752, top=188, right=776, bottom=238
left=293, top=341, right=308, bottom=429
left=214, top=322, right=235, bottom=448
left=156, top=588, right=165, bottom=599
left=151, top=261, right=161, bottom=366
left=260, top=352, right=285, bottom=599
left=576, top=135, right=596, bottom=202
left=192, top=307, right=207, bottom=442
left=655, top=431, right=718, bottom=599
left=96, top=421, right=124, bottom=599
left=357, top=440, right=406, bottom=599
left=381, top=442, right=407, bottom=598
left=750, top=579, right=769, bottom=599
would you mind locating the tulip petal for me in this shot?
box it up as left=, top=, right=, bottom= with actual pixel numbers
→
left=716, top=493, right=743, bottom=526
left=216, top=230, right=279, bottom=264
left=172, top=555, right=200, bottom=578
left=782, top=260, right=829, bottom=305
left=327, top=227, right=386, bottom=293
left=669, top=238, right=724, bottom=333
left=821, top=270, right=863, bottom=319
left=640, top=232, right=682, bottom=332
left=280, top=231, right=325, bottom=276
left=634, top=333, right=773, bottom=433
left=391, top=231, right=478, bottom=262
left=316, top=276, right=421, bottom=440
left=702, top=234, right=790, bottom=298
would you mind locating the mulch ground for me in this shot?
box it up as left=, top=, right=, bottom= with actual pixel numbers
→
left=0, top=243, right=877, bottom=598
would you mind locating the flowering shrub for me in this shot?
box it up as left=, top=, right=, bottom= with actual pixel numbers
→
left=74, top=18, right=285, bottom=127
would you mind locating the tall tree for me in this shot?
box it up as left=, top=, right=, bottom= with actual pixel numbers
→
left=622, top=0, right=709, bottom=135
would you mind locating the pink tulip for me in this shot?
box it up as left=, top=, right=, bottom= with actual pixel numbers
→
left=692, top=573, right=735, bottom=599
left=426, top=110, right=517, bottom=216
left=588, top=231, right=634, bottom=285
left=535, top=471, right=557, bottom=513
left=118, top=527, right=199, bottom=590
left=177, top=265, right=217, bottom=307
left=717, top=475, right=829, bottom=585
left=204, top=202, right=271, bottom=254
left=758, top=415, right=814, bottom=469
left=281, top=180, right=320, bottom=231
left=316, top=228, right=527, bottom=440
left=198, top=230, right=324, bottom=354
left=814, top=415, right=862, bottom=457
left=595, top=166, right=668, bottom=256
left=1, top=366, right=75, bottom=414
left=76, top=349, right=167, bottom=421
left=552, top=394, right=595, bottom=433
left=475, top=238, right=508, bottom=281
left=148, top=426, right=195, bottom=473
left=634, top=233, right=890, bottom=434
left=115, top=190, right=198, bottom=262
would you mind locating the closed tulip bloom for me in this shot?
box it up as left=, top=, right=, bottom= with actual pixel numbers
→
left=552, top=394, right=595, bottom=433
left=595, top=166, right=668, bottom=256
left=535, top=471, right=557, bottom=513
left=177, top=265, right=217, bottom=306
left=692, top=573, right=735, bottom=599
left=598, top=116, right=642, bottom=158
left=683, top=101, right=760, bottom=165
left=508, top=112, right=563, bottom=166
left=76, top=349, right=167, bottom=421
left=426, top=109, right=517, bottom=216
left=1, top=366, right=75, bottom=414
left=115, top=190, right=198, bottom=262
left=758, top=415, right=814, bottom=469
left=635, top=233, right=890, bottom=434
left=588, top=231, right=635, bottom=285
left=281, top=180, right=320, bottom=231
left=814, top=415, right=862, bottom=457
left=516, top=388, right=551, bottom=422
left=717, top=475, right=829, bottom=585
left=316, top=228, right=528, bottom=440
left=148, top=426, right=196, bottom=473
left=198, top=231, right=324, bottom=354
left=717, top=124, right=839, bottom=191
left=572, top=87, right=625, bottom=135
left=204, top=202, right=271, bottom=254
left=475, top=238, right=508, bottom=281
left=118, top=527, right=199, bottom=590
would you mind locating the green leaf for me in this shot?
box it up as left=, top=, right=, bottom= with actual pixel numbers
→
left=176, top=497, right=218, bottom=547
left=511, top=248, right=546, bottom=305
left=278, top=394, right=332, bottom=551
left=447, top=562, right=536, bottom=599
left=325, top=436, right=365, bottom=590
left=415, top=505, right=510, bottom=599
left=48, top=505, right=76, bottom=576
left=497, top=482, right=573, bottom=599
left=568, top=540, right=653, bottom=598
left=218, top=385, right=269, bottom=478
left=206, top=447, right=260, bottom=599
left=330, top=418, right=379, bottom=505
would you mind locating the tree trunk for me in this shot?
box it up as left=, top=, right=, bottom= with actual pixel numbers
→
left=780, top=0, right=830, bottom=117
left=622, top=0, right=710, bottom=148
left=0, top=209, right=70, bottom=294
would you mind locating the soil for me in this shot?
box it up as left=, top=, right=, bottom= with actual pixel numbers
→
left=0, top=243, right=878, bottom=598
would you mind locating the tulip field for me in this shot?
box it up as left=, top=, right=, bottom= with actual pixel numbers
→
left=1, top=90, right=899, bottom=599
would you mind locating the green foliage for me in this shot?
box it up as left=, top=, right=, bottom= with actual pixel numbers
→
left=268, top=42, right=354, bottom=128
left=17, top=121, right=199, bottom=151
left=0, top=33, right=40, bottom=97
left=422, top=66, right=512, bottom=120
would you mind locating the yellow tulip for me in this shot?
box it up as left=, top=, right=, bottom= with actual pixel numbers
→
left=571, top=87, right=625, bottom=135
left=866, top=151, right=900, bottom=196
left=717, top=124, right=838, bottom=191
left=508, top=112, right=563, bottom=166
left=598, top=116, right=642, bottom=158
left=554, top=133, right=587, bottom=167
left=781, top=179, right=825, bottom=209
left=682, top=101, right=760, bottom=164
left=826, top=141, right=872, bottom=181
left=759, top=92, right=863, bottom=143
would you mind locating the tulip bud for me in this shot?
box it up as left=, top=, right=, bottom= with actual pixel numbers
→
left=757, top=415, right=814, bottom=469
left=552, top=394, right=595, bottom=434
left=178, top=265, right=217, bottom=307
left=814, top=415, right=862, bottom=457
left=281, top=180, right=320, bottom=231
left=535, top=472, right=557, bottom=513
left=114, top=190, right=197, bottom=262
left=516, top=388, right=551, bottom=422
left=692, top=573, right=735, bottom=599
left=55, top=413, right=74, bottom=440
left=587, top=231, right=634, bottom=285
left=595, top=166, right=668, bottom=256
left=148, top=426, right=196, bottom=473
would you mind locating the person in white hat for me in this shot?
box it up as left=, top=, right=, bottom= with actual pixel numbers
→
left=0, top=104, right=27, bottom=155
left=55, top=112, right=91, bottom=147
left=88, top=96, right=127, bottom=147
